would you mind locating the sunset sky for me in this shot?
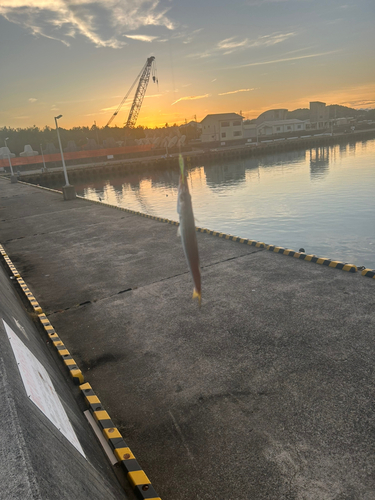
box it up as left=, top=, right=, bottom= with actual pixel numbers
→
left=0, top=0, right=374, bottom=129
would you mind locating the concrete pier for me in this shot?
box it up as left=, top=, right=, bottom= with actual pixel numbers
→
left=1, top=178, right=374, bottom=499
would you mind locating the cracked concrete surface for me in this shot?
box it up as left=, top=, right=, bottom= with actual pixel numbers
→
left=1, top=178, right=375, bottom=500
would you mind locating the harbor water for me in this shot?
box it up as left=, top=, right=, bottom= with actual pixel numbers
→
left=76, top=138, right=375, bottom=268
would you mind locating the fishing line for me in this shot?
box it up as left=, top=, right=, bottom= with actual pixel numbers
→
left=168, top=38, right=186, bottom=175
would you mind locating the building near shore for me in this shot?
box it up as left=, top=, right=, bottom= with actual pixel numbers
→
left=198, top=102, right=342, bottom=143
left=242, top=118, right=307, bottom=140
left=257, top=119, right=307, bottom=136
left=200, top=113, right=244, bottom=143
left=310, top=101, right=330, bottom=129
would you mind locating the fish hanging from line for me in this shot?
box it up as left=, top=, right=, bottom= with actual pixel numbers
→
left=177, top=155, right=202, bottom=306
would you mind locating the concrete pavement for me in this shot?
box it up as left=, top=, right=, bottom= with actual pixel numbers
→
left=1, top=177, right=374, bottom=499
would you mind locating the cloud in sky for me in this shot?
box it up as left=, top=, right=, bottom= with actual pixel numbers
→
left=170, top=28, right=202, bottom=44
left=188, top=31, right=296, bottom=58
left=172, top=94, right=210, bottom=106
left=218, top=88, right=255, bottom=96
left=308, top=83, right=375, bottom=110
left=0, top=0, right=176, bottom=48
left=218, top=32, right=296, bottom=54
left=234, top=50, right=340, bottom=68
left=28, top=98, right=37, bottom=103
left=247, top=0, right=294, bottom=4
left=124, top=34, right=159, bottom=42
left=187, top=50, right=211, bottom=59
left=346, top=100, right=375, bottom=108
left=217, top=37, right=249, bottom=51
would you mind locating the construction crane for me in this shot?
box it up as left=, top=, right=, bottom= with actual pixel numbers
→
left=105, top=56, right=157, bottom=128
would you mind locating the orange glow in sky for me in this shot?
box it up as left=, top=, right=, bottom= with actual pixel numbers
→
left=1, top=1, right=374, bottom=129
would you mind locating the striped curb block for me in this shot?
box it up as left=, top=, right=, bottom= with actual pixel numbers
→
left=3, top=255, right=21, bottom=278
left=0, top=242, right=160, bottom=496
left=74, top=196, right=359, bottom=273
left=38, top=312, right=84, bottom=385
left=80, top=382, right=161, bottom=500
left=16, top=277, right=43, bottom=314
left=6, top=184, right=366, bottom=276
left=196, top=228, right=267, bottom=247
left=0, top=244, right=7, bottom=257
left=0, top=244, right=83, bottom=385
left=361, top=268, right=375, bottom=279
left=265, top=245, right=357, bottom=273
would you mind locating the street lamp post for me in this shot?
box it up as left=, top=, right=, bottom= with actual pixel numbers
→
left=4, top=138, right=17, bottom=183
left=54, top=115, right=75, bottom=200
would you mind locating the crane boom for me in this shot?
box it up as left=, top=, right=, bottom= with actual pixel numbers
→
left=105, top=56, right=155, bottom=128
left=126, top=56, right=155, bottom=128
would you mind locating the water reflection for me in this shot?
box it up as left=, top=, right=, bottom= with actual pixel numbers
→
left=348, top=142, right=357, bottom=155
left=258, top=149, right=306, bottom=169
left=339, top=143, right=348, bottom=156
left=203, top=150, right=307, bottom=190
left=309, top=147, right=329, bottom=179
left=204, top=161, right=247, bottom=190
left=73, top=137, right=375, bottom=268
left=151, top=170, right=180, bottom=189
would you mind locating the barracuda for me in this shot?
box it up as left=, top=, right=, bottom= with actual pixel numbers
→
left=177, top=155, right=202, bottom=305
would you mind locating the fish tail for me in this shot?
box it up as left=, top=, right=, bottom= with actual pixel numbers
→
left=192, top=288, right=201, bottom=307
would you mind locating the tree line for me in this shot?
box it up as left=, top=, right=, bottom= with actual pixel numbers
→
left=0, top=122, right=200, bottom=156
left=0, top=125, right=146, bottom=156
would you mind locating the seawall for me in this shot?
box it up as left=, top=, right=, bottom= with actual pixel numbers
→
left=15, top=128, right=375, bottom=187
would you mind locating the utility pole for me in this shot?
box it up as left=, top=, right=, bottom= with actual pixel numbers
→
left=94, top=121, right=100, bottom=145
left=40, top=144, right=47, bottom=172
left=4, top=138, right=16, bottom=183
left=54, top=115, right=76, bottom=200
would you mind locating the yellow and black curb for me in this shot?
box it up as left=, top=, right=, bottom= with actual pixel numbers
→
left=80, top=382, right=161, bottom=500
left=38, top=312, right=84, bottom=385
left=361, top=268, right=375, bottom=279
left=13, top=182, right=371, bottom=276
left=0, top=244, right=7, bottom=258
left=265, top=245, right=358, bottom=272
left=3, top=255, right=21, bottom=278
left=74, top=196, right=360, bottom=274
left=17, top=278, right=44, bottom=314
left=196, top=228, right=267, bottom=247
left=0, top=245, right=82, bottom=385
left=0, top=242, right=162, bottom=498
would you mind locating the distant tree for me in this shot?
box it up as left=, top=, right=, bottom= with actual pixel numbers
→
left=327, top=104, right=364, bottom=119
left=179, top=123, right=201, bottom=141
left=288, top=108, right=310, bottom=120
